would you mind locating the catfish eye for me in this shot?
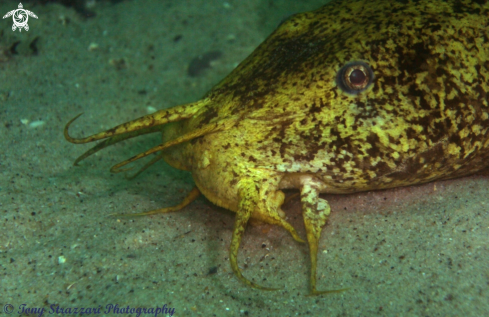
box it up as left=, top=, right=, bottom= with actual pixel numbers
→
left=336, top=61, right=374, bottom=94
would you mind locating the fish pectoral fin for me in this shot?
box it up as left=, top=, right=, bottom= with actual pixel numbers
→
left=250, top=189, right=304, bottom=243
left=300, top=180, right=348, bottom=295
left=229, top=177, right=280, bottom=291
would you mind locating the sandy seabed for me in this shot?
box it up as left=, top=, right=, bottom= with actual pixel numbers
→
left=1, top=0, right=488, bottom=316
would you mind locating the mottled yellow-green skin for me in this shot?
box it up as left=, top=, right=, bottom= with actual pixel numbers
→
left=66, top=0, right=489, bottom=295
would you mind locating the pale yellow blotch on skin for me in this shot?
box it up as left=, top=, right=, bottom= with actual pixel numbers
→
left=384, top=85, right=394, bottom=94
left=447, top=143, right=461, bottom=155
left=345, top=114, right=355, bottom=129
left=471, top=124, right=481, bottom=135
left=199, top=151, right=211, bottom=169
left=370, top=156, right=382, bottom=166
left=367, top=170, right=377, bottom=179
left=446, top=84, right=460, bottom=100
left=372, top=126, right=390, bottom=147
left=415, top=71, right=429, bottom=86
left=317, top=198, right=330, bottom=215
left=459, top=128, right=470, bottom=139
left=400, top=138, right=410, bottom=152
